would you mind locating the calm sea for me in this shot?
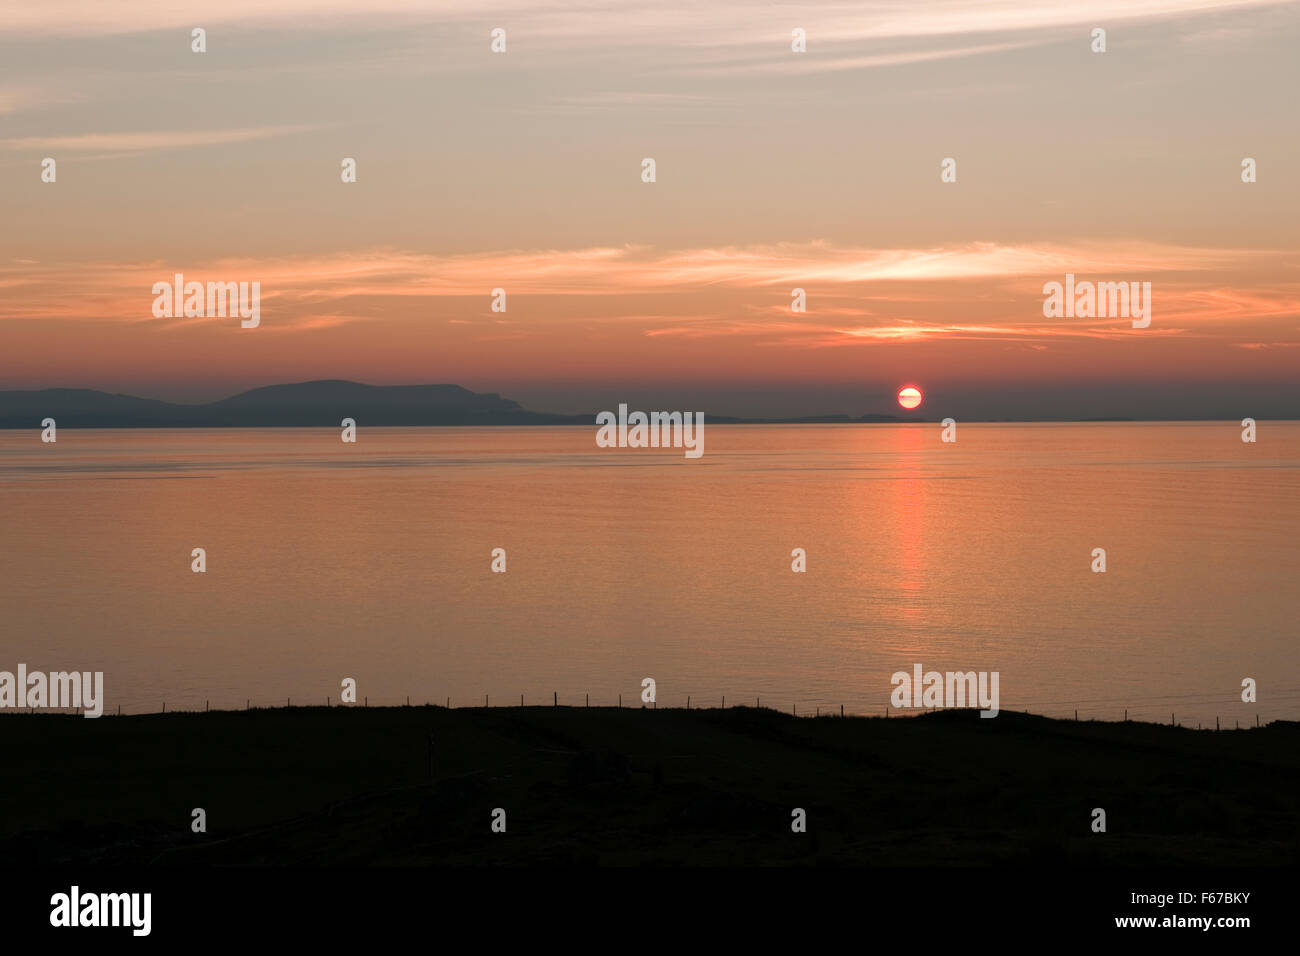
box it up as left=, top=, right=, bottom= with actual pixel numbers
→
left=1, top=423, right=1296, bottom=725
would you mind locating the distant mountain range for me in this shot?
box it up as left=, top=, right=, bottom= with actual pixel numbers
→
left=0, top=380, right=907, bottom=428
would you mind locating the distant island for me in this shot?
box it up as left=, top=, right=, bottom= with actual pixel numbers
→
left=0, top=381, right=1276, bottom=428
left=0, top=380, right=909, bottom=428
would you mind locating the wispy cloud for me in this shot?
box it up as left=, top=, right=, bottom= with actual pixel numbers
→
left=0, top=85, right=84, bottom=115
left=681, top=40, right=1038, bottom=77
left=0, top=124, right=323, bottom=155
left=2, top=242, right=1295, bottom=346
left=1, top=240, right=1288, bottom=294
left=3, top=1, right=1288, bottom=47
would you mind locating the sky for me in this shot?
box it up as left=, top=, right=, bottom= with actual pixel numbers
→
left=1, top=0, right=1298, bottom=419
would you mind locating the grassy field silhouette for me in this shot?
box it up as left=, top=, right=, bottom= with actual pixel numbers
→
left=3, top=707, right=1296, bottom=866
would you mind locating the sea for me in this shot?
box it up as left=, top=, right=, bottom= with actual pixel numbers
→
left=1, top=422, right=1296, bottom=726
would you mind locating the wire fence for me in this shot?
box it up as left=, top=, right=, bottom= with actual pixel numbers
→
left=6, top=687, right=1294, bottom=729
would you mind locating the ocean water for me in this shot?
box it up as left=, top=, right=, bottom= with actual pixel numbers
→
left=1, top=423, right=1296, bottom=725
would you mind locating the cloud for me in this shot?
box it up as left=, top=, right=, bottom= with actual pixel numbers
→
left=681, top=40, right=1038, bottom=77
left=0, top=124, right=323, bottom=155
left=3, top=1, right=1288, bottom=48
left=3, top=241, right=1294, bottom=348
left=0, top=85, right=84, bottom=115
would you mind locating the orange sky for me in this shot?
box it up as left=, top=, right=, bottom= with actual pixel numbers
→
left=2, top=1, right=1297, bottom=416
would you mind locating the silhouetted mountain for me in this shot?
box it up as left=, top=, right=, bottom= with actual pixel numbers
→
left=0, top=380, right=908, bottom=428
left=0, top=388, right=193, bottom=427
left=210, top=381, right=515, bottom=411
left=198, top=380, right=560, bottom=426
left=0, top=381, right=578, bottom=428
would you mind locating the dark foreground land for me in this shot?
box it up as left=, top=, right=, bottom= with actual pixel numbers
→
left=2, top=707, right=1296, bottom=866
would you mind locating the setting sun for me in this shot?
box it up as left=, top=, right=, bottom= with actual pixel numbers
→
left=898, top=386, right=923, bottom=409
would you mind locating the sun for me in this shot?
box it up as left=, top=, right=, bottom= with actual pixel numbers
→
left=897, top=386, right=923, bottom=410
